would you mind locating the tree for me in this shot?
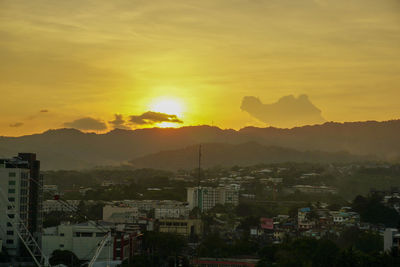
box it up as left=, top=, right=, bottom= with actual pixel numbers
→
left=49, top=250, right=80, bottom=266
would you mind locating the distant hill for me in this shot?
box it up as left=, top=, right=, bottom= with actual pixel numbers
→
left=0, top=119, right=399, bottom=170
left=128, top=142, right=372, bottom=171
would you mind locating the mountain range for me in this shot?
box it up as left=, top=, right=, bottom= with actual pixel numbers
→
left=0, top=120, right=399, bottom=170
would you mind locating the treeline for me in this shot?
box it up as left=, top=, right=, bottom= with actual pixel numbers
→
left=257, top=237, right=399, bottom=267
left=43, top=168, right=173, bottom=190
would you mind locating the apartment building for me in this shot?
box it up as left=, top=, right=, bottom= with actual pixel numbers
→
left=187, top=185, right=240, bottom=212
left=0, top=153, right=43, bottom=256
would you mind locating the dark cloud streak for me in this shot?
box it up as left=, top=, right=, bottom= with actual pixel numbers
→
left=129, top=111, right=183, bottom=125
left=109, top=114, right=131, bottom=130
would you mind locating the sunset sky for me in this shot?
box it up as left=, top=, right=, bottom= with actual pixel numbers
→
left=1, top=0, right=399, bottom=136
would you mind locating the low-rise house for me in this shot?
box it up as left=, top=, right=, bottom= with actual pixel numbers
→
left=298, top=207, right=316, bottom=230
left=329, top=211, right=360, bottom=225
left=384, top=228, right=400, bottom=252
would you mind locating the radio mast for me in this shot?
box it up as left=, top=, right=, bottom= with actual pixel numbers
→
left=198, top=144, right=202, bottom=187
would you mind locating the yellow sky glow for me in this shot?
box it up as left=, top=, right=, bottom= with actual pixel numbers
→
left=1, top=0, right=400, bottom=136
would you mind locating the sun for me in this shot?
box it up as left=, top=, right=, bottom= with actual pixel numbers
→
left=148, top=97, right=185, bottom=128
left=149, top=97, right=184, bottom=117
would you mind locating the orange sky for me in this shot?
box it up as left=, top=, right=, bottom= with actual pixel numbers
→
left=1, top=0, right=400, bottom=136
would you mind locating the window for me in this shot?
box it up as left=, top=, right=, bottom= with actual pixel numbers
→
left=9, top=172, right=16, bottom=177
left=7, top=222, right=12, bottom=227
left=7, top=231, right=14, bottom=235
left=8, top=214, right=15, bottom=219
left=8, top=180, right=16, bottom=186
left=59, top=244, right=64, bottom=248
left=6, top=239, right=14, bottom=244
left=81, top=232, right=93, bottom=237
left=60, top=233, right=65, bottom=236
left=8, top=189, right=15, bottom=194
left=8, top=197, right=15, bottom=202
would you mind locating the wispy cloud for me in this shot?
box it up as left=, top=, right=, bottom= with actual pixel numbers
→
left=9, top=122, right=24, bottom=128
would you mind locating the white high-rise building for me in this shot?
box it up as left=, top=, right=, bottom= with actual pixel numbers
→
left=187, top=186, right=240, bottom=212
left=0, top=153, right=43, bottom=256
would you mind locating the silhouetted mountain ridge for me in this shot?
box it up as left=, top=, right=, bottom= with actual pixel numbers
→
left=128, top=142, right=372, bottom=170
left=0, top=120, right=399, bottom=169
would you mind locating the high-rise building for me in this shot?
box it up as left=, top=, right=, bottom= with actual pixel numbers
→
left=187, top=186, right=240, bottom=212
left=0, top=153, right=43, bottom=256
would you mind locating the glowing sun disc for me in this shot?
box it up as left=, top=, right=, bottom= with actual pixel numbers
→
left=149, top=98, right=184, bottom=117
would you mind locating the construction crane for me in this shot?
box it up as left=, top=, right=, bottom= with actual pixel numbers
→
left=0, top=187, right=50, bottom=267
left=87, top=231, right=112, bottom=267
left=32, top=177, right=113, bottom=266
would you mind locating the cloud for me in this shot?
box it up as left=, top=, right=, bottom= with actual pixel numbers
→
left=64, top=117, right=107, bottom=131
left=40, top=109, right=49, bottom=113
left=129, top=111, right=183, bottom=125
left=241, top=94, right=325, bottom=128
left=9, top=122, right=24, bottom=128
left=108, top=114, right=131, bottom=130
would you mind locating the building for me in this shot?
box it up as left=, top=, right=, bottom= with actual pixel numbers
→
left=187, top=186, right=240, bottom=212
left=329, top=211, right=360, bottom=225
left=103, top=205, right=143, bottom=223
left=42, top=200, right=80, bottom=213
left=42, top=222, right=111, bottom=261
left=42, top=221, right=139, bottom=263
left=384, top=228, right=400, bottom=252
left=103, top=200, right=190, bottom=220
left=158, top=219, right=203, bottom=237
left=43, top=184, right=58, bottom=194
left=154, top=202, right=189, bottom=219
left=0, top=153, right=43, bottom=256
left=297, top=207, right=315, bottom=230
left=292, top=185, right=337, bottom=194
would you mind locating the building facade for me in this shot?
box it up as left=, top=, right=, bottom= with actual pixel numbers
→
left=187, top=186, right=240, bottom=212
left=384, top=228, right=400, bottom=252
left=0, top=153, right=43, bottom=256
left=42, top=222, right=112, bottom=261
left=42, top=200, right=80, bottom=213
left=103, top=205, right=143, bottom=223
left=158, top=219, right=203, bottom=237
left=42, top=222, right=140, bottom=263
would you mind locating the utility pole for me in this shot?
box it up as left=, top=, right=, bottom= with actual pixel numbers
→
left=197, top=144, right=202, bottom=187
